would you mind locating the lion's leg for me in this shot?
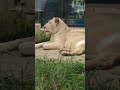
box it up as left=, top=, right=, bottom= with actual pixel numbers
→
left=35, top=41, right=52, bottom=49
left=59, top=48, right=73, bottom=52
left=43, top=43, right=63, bottom=50
left=35, top=42, right=44, bottom=49
left=62, top=48, right=85, bottom=56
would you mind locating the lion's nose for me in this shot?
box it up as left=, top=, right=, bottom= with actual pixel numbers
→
left=43, top=26, right=46, bottom=29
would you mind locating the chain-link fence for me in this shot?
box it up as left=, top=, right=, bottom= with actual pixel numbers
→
left=35, top=0, right=85, bottom=27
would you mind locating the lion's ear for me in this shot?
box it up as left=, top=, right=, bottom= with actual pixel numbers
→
left=55, top=17, right=59, bottom=24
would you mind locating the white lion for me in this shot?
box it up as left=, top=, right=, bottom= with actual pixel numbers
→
left=35, top=17, right=85, bottom=56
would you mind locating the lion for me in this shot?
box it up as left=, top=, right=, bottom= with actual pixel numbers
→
left=35, top=17, right=85, bottom=56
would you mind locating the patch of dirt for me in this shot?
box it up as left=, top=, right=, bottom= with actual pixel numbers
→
left=35, top=48, right=85, bottom=62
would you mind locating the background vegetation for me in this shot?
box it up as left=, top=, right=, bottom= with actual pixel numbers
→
left=35, top=30, right=51, bottom=44
left=86, top=70, right=120, bottom=90
left=0, top=12, right=34, bottom=43
left=0, top=62, right=34, bottom=90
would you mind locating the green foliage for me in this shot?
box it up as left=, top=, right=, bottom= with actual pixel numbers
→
left=86, top=69, right=120, bottom=90
left=35, top=30, right=51, bottom=44
left=0, top=62, right=34, bottom=90
left=35, top=57, right=85, bottom=90
left=0, top=13, right=34, bottom=43
left=35, top=57, right=120, bottom=90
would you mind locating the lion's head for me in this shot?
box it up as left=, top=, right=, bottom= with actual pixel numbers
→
left=43, top=17, right=67, bottom=34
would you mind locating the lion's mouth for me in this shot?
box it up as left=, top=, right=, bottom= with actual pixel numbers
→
left=45, top=30, right=50, bottom=32
left=44, top=30, right=50, bottom=33
left=43, top=28, right=50, bottom=33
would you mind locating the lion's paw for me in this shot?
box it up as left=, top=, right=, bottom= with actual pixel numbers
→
left=60, top=51, right=71, bottom=56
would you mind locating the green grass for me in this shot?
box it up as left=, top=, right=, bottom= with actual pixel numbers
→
left=35, top=57, right=120, bottom=90
left=35, top=30, right=51, bottom=44
left=35, top=57, right=85, bottom=90
left=86, top=69, right=120, bottom=90
left=0, top=62, right=34, bottom=90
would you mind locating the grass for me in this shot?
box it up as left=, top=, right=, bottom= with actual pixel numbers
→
left=0, top=62, right=34, bottom=90
left=35, top=57, right=120, bottom=90
left=35, top=30, right=51, bottom=44
left=2, top=59, right=119, bottom=90
left=86, top=69, right=120, bottom=90
left=35, top=57, right=85, bottom=90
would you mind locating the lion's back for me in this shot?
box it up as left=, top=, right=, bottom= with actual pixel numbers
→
left=64, top=29, right=85, bottom=49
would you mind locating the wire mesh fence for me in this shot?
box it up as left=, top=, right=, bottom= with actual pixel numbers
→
left=35, top=0, right=85, bottom=27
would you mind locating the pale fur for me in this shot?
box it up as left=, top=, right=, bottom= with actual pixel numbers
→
left=35, top=17, right=85, bottom=55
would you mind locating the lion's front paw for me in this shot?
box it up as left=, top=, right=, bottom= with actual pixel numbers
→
left=35, top=43, right=44, bottom=49
left=60, top=51, right=71, bottom=56
left=59, top=49, right=72, bottom=53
